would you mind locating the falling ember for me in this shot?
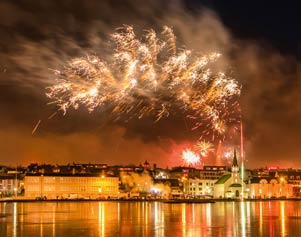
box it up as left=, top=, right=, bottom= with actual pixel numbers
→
left=182, top=149, right=200, bottom=166
left=32, top=120, right=41, bottom=135
left=47, top=25, right=241, bottom=139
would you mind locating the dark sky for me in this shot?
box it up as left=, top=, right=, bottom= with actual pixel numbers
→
left=0, top=0, right=300, bottom=168
left=187, top=1, right=301, bottom=54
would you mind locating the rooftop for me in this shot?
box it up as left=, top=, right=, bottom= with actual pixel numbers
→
left=215, top=174, right=231, bottom=184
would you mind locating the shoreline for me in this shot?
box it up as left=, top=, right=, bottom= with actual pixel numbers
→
left=1, top=197, right=301, bottom=203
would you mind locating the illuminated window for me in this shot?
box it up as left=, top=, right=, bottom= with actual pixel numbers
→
left=44, top=185, right=55, bottom=191
left=44, top=177, right=55, bottom=183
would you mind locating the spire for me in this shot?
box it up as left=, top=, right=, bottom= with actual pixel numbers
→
left=232, top=149, right=238, bottom=167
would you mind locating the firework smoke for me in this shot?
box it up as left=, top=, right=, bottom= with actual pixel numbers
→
left=121, top=172, right=171, bottom=197
left=47, top=25, right=240, bottom=139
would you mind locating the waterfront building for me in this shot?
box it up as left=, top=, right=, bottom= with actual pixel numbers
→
left=24, top=173, right=119, bottom=199
left=183, top=178, right=216, bottom=198
left=182, top=165, right=228, bottom=198
left=245, top=168, right=297, bottom=198
left=0, top=174, right=22, bottom=197
left=276, top=170, right=301, bottom=197
left=214, top=150, right=245, bottom=198
left=246, top=176, right=293, bottom=198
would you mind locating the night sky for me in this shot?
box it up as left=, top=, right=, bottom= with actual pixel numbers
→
left=0, top=0, right=300, bottom=168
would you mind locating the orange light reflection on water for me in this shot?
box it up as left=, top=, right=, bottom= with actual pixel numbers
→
left=1, top=201, right=301, bottom=236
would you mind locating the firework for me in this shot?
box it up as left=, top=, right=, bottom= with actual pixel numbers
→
left=32, top=120, right=41, bottom=135
left=47, top=25, right=240, bottom=138
left=182, top=149, right=200, bottom=166
left=219, top=146, right=235, bottom=165
left=195, top=141, right=214, bottom=157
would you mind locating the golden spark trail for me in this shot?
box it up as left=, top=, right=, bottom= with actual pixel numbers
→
left=195, top=141, right=214, bottom=157
left=32, top=120, right=41, bottom=135
left=46, top=25, right=241, bottom=140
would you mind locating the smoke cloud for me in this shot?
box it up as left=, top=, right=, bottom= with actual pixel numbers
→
left=0, top=0, right=300, bottom=168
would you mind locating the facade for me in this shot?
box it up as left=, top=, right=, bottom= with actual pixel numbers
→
left=278, top=170, right=301, bottom=197
left=0, top=174, right=23, bottom=197
left=183, top=178, right=216, bottom=198
left=24, top=174, right=119, bottom=199
left=0, top=175, right=19, bottom=197
left=172, top=165, right=227, bottom=198
left=247, top=177, right=294, bottom=198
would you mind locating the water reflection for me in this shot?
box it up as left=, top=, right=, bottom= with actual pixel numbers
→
left=1, top=201, right=301, bottom=237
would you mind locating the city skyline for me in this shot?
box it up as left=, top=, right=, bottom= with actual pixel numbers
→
left=0, top=0, right=300, bottom=168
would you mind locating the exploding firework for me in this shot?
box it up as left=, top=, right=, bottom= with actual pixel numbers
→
left=224, top=151, right=232, bottom=159
left=182, top=149, right=200, bottom=166
left=46, top=25, right=240, bottom=138
left=195, top=141, right=214, bottom=157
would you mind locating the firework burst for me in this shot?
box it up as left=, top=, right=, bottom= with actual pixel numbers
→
left=46, top=25, right=240, bottom=139
left=182, top=149, right=201, bottom=166
left=195, top=141, right=214, bottom=157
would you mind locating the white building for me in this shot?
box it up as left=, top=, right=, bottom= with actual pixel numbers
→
left=247, top=176, right=293, bottom=198
left=0, top=175, right=21, bottom=197
left=214, top=150, right=245, bottom=198
left=183, top=178, right=216, bottom=198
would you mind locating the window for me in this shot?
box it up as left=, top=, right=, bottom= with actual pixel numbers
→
left=28, top=177, right=40, bottom=183
left=44, top=185, right=55, bottom=192
left=80, top=187, right=86, bottom=192
left=27, top=185, right=40, bottom=192
left=44, top=177, right=55, bottom=183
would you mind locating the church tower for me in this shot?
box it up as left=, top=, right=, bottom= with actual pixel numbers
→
left=232, top=149, right=239, bottom=183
